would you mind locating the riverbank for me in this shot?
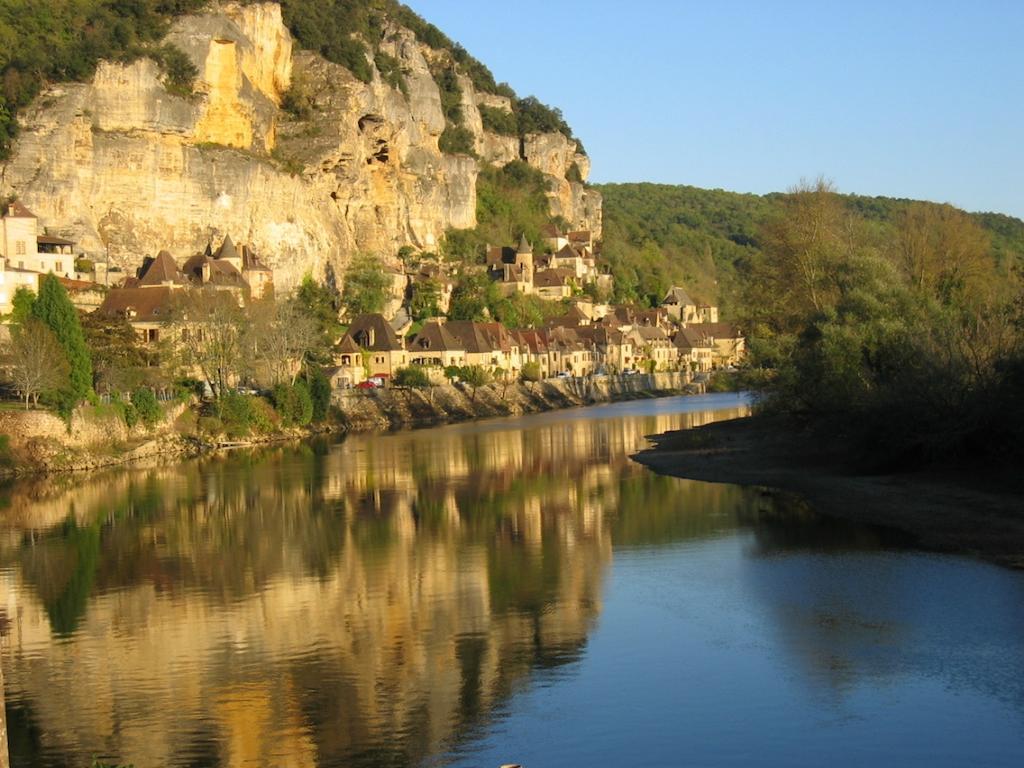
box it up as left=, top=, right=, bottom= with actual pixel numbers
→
left=0, top=373, right=693, bottom=476
left=633, top=414, right=1024, bottom=569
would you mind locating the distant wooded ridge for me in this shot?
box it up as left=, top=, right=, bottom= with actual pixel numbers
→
left=596, top=181, right=1024, bottom=311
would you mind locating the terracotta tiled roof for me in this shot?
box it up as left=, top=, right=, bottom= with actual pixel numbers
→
left=663, top=286, right=695, bottom=307
left=3, top=200, right=36, bottom=218
left=343, top=313, right=405, bottom=352
left=690, top=321, right=742, bottom=339
left=97, top=286, right=177, bottom=323
left=409, top=320, right=463, bottom=353
left=37, top=235, right=75, bottom=246
left=534, top=268, right=574, bottom=288
left=674, top=326, right=713, bottom=350
left=137, top=251, right=186, bottom=287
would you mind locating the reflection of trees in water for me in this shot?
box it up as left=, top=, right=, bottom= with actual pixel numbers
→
left=736, top=496, right=1024, bottom=715
left=1, top=404, right=806, bottom=767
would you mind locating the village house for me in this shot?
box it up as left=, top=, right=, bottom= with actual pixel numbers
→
left=661, top=285, right=720, bottom=325
left=547, top=326, right=597, bottom=376
left=408, top=319, right=465, bottom=371
left=485, top=230, right=610, bottom=300
left=690, top=321, right=745, bottom=367
left=514, top=329, right=552, bottom=379
left=662, top=286, right=698, bottom=324
left=587, top=326, right=634, bottom=374
left=0, top=201, right=100, bottom=313
left=445, top=320, right=521, bottom=376
left=673, top=326, right=716, bottom=373
left=339, top=313, right=409, bottom=381
left=631, top=325, right=676, bottom=372
left=486, top=235, right=534, bottom=295
left=533, top=268, right=576, bottom=300
left=327, top=335, right=366, bottom=390
left=180, top=235, right=273, bottom=297
left=96, top=238, right=274, bottom=345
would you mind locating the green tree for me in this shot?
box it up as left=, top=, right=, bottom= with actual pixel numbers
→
left=80, top=311, right=148, bottom=394
left=449, top=272, right=500, bottom=321
left=295, top=274, right=342, bottom=360
left=272, top=381, right=314, bottom=426
left=304, top=366, right=332, bottom=422
left=31, top=274, right=92, bottom=414
left=130, top=388, right=162, bottom=428
left=458, top=364, right=491, bottom=402
left=10, top=286, right=36, bottom=324
left=394, top=365, right=430, bottom=388
left=341, top=254, right=390, bottom=317
left=520, top=360, right=542, bottom=387
left=410, top=278, right=442, bottom=320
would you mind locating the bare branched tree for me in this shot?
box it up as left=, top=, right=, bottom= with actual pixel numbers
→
left=246, top=296, right=322, bottom=386
left=169, top=289, right=247, bottom=398
left=6, top=319, right=71, bottom=408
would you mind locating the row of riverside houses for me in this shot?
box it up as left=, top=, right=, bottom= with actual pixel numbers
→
left=326, top=291, right=744, bottom=390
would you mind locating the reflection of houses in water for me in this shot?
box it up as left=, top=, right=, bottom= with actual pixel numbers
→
left=0, top=405, right=756, bottom=767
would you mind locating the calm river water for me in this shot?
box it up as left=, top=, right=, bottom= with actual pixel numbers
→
left=1, top=393, right=1023, bottom=767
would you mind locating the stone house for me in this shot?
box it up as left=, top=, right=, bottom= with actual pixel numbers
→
left=486, top=235, right=534, bottom=296
left=587, top=326, right=634, bottom=374
left=632, top=325, right=676, bottom=372
left=408, top=320, right=465, bottom=370
left=514, top=330, right=552, bottom=380
left=328, top=335, right=366, bottom=389
left=690, top=322, right=745, bottom=367
left=444, top=320, right=522, bottom=376
left=0, top=201, right=95, bottom=312
left=180, top=236, right=273, bottom=297
left=340, top=313, right=409, bottom=381
left=662, top=286, right=698, bottom=323
left=673, top=326, right=715, bottom=373
left=547, top=326, right=596, bottom=376
left=534, top=268, right=575, bottom=300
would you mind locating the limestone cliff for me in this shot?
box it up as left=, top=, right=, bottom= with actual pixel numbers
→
left=0, top=2, right=601, bottom=290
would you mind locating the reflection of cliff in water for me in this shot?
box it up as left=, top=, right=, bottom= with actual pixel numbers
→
left=0, top=405, right=751, bottom=768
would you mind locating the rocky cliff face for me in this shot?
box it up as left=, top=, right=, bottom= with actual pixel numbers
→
left=0, top=2, right=601, bottom=290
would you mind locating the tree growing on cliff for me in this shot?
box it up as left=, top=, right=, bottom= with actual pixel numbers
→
left=457, top=364, right=491, bottom=402
left=520, top=361, right=542, bottom=390
left=31, top=274, right=92, bottom=415
left=341, top=255, right=390, bottom=318
left=6, top=319, right=70, bottom=408
left=448, top=272, right=500, bottom=321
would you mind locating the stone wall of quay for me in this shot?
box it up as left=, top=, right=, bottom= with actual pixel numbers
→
left=333, top=372, right=692, bottom=432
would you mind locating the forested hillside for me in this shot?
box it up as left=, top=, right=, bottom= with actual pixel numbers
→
left=598, top=182, right=1024, bottom=313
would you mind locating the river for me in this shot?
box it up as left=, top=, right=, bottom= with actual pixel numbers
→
left=1, top=393, right=1022, bottom=767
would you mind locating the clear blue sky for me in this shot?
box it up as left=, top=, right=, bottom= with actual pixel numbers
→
left=405, top=0, right=1024, bottom=218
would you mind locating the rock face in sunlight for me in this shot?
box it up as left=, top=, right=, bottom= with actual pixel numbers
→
left=0, top=1, right=601, bottom=290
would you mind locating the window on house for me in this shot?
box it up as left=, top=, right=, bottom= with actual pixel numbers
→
left=56, top=261, right=63, bottom=273
left=15, top=241, right=25, bottom=255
